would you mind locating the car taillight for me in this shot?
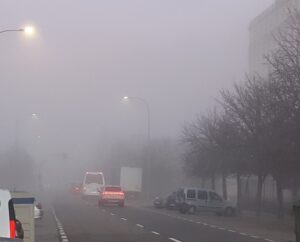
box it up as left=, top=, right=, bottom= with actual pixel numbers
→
left=10, top=220, right=16, bottom=238
left=102, top=191, right=124, bottom=196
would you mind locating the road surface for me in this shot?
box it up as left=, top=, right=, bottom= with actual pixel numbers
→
left=51, top=192, right=273, bottom=242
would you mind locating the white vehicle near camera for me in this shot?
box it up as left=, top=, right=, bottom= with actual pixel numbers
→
left=177, top=187, right=236, bottom=216
left=81, top=172, right=105, bottom=198
left=0, top=189, right=19, bottom=239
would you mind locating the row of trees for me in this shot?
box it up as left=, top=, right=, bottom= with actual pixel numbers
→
left=182, top=11, right=300, bottom=218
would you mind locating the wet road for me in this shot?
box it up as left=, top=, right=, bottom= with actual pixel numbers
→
left=52, top=193, right=267, bottom=242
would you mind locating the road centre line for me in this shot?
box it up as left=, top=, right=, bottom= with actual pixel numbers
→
left=136, top=224, right=144, bottom=228
left=130, top=206, right=275, bottom=242
left=169, top=237, right=183, bottom=242
left=121, top=218, right=127, bottom=221
left=152, top=231, right=160, bottom=235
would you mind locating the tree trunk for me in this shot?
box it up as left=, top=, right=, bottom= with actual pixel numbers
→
left=256, top=174, right=264, bottom=217
left=291, top=183, right=298, bottom=202
left=222, top=172, right=228, bottom=200
left=236, top=172, right=242, bottom=214
left=211, top=173, right=216, bottom=190
left=276, top=177, right=284, bottom=219
left=245, top=176, right=250, bottom=199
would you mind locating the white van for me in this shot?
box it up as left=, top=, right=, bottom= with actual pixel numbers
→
left=0, top=189, right=17, bottom=239
left=82, top=172, right=105, bottom=198
left=177, top=187, right=236, bottom=216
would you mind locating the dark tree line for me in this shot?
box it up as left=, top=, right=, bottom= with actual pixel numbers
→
left=182, top=11, right=300, bottom=218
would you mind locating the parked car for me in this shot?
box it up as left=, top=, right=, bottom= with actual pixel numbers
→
left=177, top=187, right=236, bottom=216
left=154, top=192, right=178, bottom=209
left=165, top=192, right=178, bottom=210
left=153, top=196, right=165, bottom=208
left=0, top=189, right=22, bottom=239
left=34, top=202, right=43, bottom=219
left=98, top=186, right=125, bottom=207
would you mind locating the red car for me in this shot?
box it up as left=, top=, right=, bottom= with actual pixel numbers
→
left=98, top=186, right=125, bottom=207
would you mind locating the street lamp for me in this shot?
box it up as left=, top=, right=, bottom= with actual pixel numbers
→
left=31, top=113, right=39, bottom=120
left=0, top=25, right=35, bottom=36
left=23, top=26, right=35, bottom=36
left=122, top=96, right=151, bottom=144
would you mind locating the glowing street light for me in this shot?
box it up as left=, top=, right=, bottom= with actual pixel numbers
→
left=23, top=25, right=35, bottom=36
left=31, top=113, right=39, bottom=119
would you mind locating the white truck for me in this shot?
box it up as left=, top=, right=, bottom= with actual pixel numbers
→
left=120, top=167, right=142, bottom=197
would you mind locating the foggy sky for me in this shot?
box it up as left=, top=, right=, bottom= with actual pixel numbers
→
left=0, top=0, right=273, bottom=162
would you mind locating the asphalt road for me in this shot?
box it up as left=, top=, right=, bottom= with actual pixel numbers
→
left=52, top=193, right=271, bottom=242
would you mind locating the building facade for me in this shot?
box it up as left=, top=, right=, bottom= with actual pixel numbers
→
left=249, top=0, right=300, bottom=77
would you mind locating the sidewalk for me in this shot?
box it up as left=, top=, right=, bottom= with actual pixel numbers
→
left=35, top=199, right=59, bottom=242
left=127, top=199, right=295, bottom=242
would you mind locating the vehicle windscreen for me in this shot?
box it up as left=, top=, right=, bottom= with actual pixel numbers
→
left=85, top=174, right=103, bottom=185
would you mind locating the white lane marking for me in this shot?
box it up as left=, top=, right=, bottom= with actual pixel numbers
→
left=51, top=206, right=70, bottom=242
left=110, top=213, right=115, bottom=216
left=121, top=218, right=127, bottom=221
left=169, top=238, right=182, bottom=242
left=136, top=224, right=144, bottom=228
left=152, top=231, right=160, bottom=235
left=135, top=206, right=268, bottom=241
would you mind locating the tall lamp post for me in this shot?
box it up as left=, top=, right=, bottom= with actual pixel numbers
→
left=122, top=96, right=151, bottom=198
left=122, top=96, right=151, bottom=144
